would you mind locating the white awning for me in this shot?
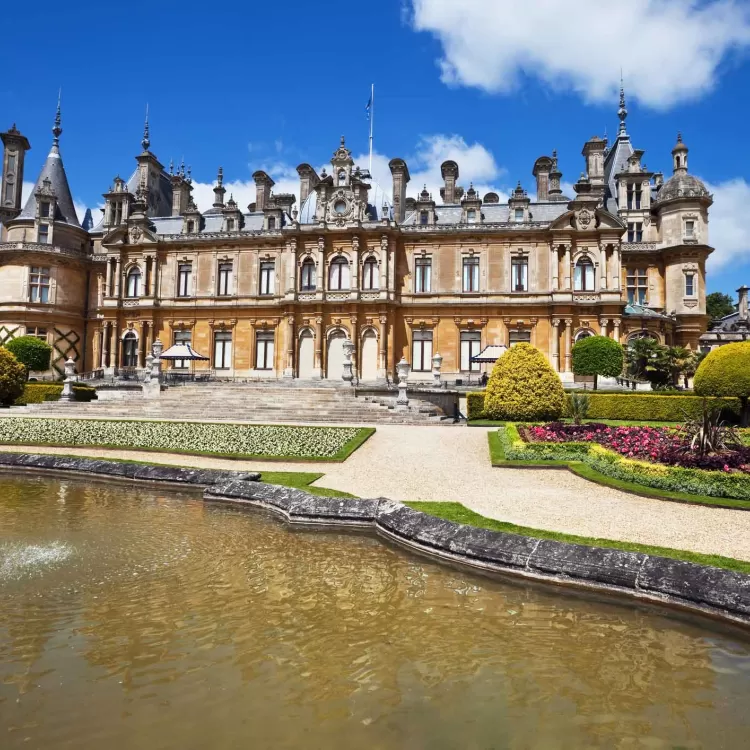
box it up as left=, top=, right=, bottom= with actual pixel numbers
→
left=471, top=345, right=508, bottom=363
left=158, top=344, right=209, bottom=361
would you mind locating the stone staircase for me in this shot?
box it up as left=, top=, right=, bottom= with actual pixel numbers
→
left=10, top=383, right=452, bottom=425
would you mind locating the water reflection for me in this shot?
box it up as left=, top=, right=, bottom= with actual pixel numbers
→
left=0, top=476, right=748, bottom=749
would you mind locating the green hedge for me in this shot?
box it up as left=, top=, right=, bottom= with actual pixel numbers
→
left=15, top=383, right=98, bottom=405
left=467, top=391, right=739, bottom=422
left=501, top=424, right=750, bottom=500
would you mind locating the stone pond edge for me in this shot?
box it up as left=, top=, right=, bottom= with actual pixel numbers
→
left=1, top=452, right=749, bottom=629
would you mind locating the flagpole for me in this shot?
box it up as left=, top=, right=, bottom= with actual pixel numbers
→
left=368, top=83, right=374, bottom=174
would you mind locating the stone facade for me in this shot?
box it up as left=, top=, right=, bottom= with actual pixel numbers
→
left=699, top=286, right=750, bottom=351
left=0, top=91, right=714, bottom=382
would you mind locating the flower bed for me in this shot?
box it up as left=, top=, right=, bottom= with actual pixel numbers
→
left=0, top=417, right=373, bottom=461
left=501, top=424, right=750, bottom=500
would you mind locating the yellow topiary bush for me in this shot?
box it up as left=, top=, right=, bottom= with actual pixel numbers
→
left=0, top=347, right=27, bottom=406
left=694, top=341, right=750, bottom=426
left=484, top=343, right=565, bottom=421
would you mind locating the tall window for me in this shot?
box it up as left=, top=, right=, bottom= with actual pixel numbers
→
left=420, top=211, right=429, bottom=226
left=573, top=257, right=595, bottom=292
left=460, top=331, right=481, bottom=372
left=362, top=257, right=379, bottom=290
left=267, top=216, right=276, bottom=230
left=511, top=257, right=528, bottom=292
left=226, top=218, right=235, bottom=232
left=329, top=257, right=350, bottom=290
left=685, top=220, right=695, bottom=239
left=466, top=209, right=477, bottom=224
left=412, top=330, right=433, bottom=371
left=173, top=329, right=191, bottom=369
left=415, top=257, right=431, bottom=293
left=7, top=153, right=16, bottom=173
left=177, top=263, right=192, bottom=297
left=627, top=269, right=648, bottom=305
left=29, top=267, right=50, bottom=303
left=214, top=331, right=232, bottom=370
left=4, top=183, right=12, bottom=204
left=259, top=261, right=275, bottom=296
left=685, top=273, right=696, bottom=297
left=255, top=330, right=275, bottom=370
left=627, top=222, right=643, bottom=243
left=514, top=208, right=524, bottom=222
left=40, top=201, right=50, bottom=218
left=186, top=220, right=195, bottom=234
left=38, top=225, right=49, bottom=244
left=217, top=262, right=233, bottom=296
left=126, top=267, right=141, bottom=298
left=300, top=259, right=316, bottom=291
left=635, top=186, right=642, bottom=209
left=462, top=256, right=479, bottom=292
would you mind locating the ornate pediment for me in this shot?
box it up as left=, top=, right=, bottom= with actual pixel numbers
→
left=101, top=222, right=157, bottom=247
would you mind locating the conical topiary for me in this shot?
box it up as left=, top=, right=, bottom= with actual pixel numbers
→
left=484, top=343, right=565, bottom=421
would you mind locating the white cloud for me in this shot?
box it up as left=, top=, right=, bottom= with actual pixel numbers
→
left=704, top=177, right=750, bottom=269
left=410, top=0, right=750, bottom=108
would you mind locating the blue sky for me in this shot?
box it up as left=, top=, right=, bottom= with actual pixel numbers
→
left=2, top=0, right=748, bottom=298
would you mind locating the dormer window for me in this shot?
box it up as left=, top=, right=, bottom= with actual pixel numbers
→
left=514, top=208, right=523, bottom=222
left=420, top=211, right=429, bottom=226
left=267, top=216, right=276, bottom=230
left=186, top=220, right=195, bottom=233
left=467, top=209, right=477, bottom=224
left=40, top=201, right=50, bottom=218
left=226, top=218, right=235, bottom=232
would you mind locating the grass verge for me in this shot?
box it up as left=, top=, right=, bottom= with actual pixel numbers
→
left=487, top=430, right=750, bottom=511
left=470, top=418, right=678, bottom=427
left=405, top=501, right=750, bottom=574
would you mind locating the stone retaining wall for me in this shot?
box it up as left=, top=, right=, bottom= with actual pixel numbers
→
left=1, top=452, right=748, bottom=628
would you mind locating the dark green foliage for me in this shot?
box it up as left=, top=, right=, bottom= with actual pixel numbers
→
left=467, top=391, right=487, bottom=420
left=571, top=336, right=623, bottom=389
left=706, top=291, right=736, bottom=321
left=0, top=348, right=27, bottom=406
left=15, top=383, right=98, bottom=405
left=5, top=336, right=52, bottom=375
left=694, top=342, right=750, bottom=426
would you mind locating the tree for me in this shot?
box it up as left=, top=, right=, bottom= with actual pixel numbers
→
left=626, top=338, right=671, bottom=388
left=694, top=342, right=750, bottom=426
left=0, top=348, right=27, bottom=406
left=484, top=343, right=565, bottom=421
left=706, top=292, right=735, bottom=321
left=665, top=346, right=692, bottom=388
left=571, top=335, right=624, bottom=390
left=5, top=336, right=52, bottom=378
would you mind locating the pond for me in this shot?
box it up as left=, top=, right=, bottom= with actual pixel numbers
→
left=1, top=476, right=749, bottom=749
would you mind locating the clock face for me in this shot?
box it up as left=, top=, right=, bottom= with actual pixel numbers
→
left=333, top=200, right=347, bottom=215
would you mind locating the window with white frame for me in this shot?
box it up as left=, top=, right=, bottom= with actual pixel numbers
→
left=300, top=259, right=316, bottom=291
left=511, top=256, right=528, bottom=292
left=685, top=272, right=696, bottom=297
left=217, top=262, right=233, bottom=296
left=328, top=257, right=350, bottom=290
left=177, top=263, right=192, bottom=297
left=460, top=331, right=481, bottom=371
left=412, top=329, right=433, bottom=371
left=173, top=329, right=191, bottom=369
left=627, top=268, right=648, bottom=305
left=255, top=330, right=275, bottom=370
left=27, top=326, right=47, bottom=341
left=226, top=218, right=235, bottom=232
left=29, top=267, right=50, bottom=303
left=514, top=208, right=524, bottom=222
left=574, top=257, right=595, bottom=291
left=38, top=225, right=49, bottom=244
left=214, top=331, right=232, bottom=369
left=362, top=257, right=379, bottom=290
left=259, top=261, right=275, bottom=296
left=126, top=267, right=141, bottom=298
left=415, top=257, right=431, bottom=293
left=462, top=256, right=479, bottom=292
left=685, top=220, right=695, bottom=239
left=466, top=209, right=477, bottom=224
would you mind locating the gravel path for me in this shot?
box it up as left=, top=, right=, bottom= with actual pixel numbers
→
left=2, top=426, right=749, bottom=561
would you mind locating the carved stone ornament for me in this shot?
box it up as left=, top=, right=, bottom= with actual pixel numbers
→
left=130, top=226, right=143, bottom=243
left=576, top=208, right=594, bottom=231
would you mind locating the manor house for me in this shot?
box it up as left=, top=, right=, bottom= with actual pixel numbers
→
left=0, top=91, right=713, bottom=382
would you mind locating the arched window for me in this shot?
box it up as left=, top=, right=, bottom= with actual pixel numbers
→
left=329, top=257, right=350, bottom=291
left=126, top=267, right=141, bottom=298
left=122, top=331, right=138, bottom=368
left=362, top=257, right=379, bottom=290
left=627, top=330, right=658, bottom=344
left=574, top=256, right=595, bottom=291
left=300, top=258, right=316, bottom=292
left=575, top=329, right=593, bottom=343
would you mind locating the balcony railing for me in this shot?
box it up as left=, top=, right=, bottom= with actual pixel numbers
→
left=0, top=241, right=89, bottom=259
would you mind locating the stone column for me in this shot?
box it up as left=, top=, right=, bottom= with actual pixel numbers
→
left=101, top=322, right=109, bottom=369
left=151, top=256, right=160, bottom=299
left=317, top=238, right=325, bottom=294
left=137, top=323, right=144, bottom=369
left=378, top=315, right=388, bottom=379
left=350, top=315, right=359, bottom=382
left=387, top=239, right=395, bottom=294
left=114, top=257, right=122, bottom=298
left=611, top=246, right=620, bottom=291
left=146, top=322, right=153, bottom=358
left=248, top=321, right=257, bottom=371
left=613, top=317, right=621, bottom=342
left=599, top=318, right=610, bottom=337
left=104, top=260, right=112, bottom=297
left=284, top=314, right=295, bottom=378
left=314, top=316, right=323, bottom=377
left=563, top=246, right=571, bottom=290
left=287, top=240, right=297, bottom=294
left=97, top=272, right=104, bottom=307
left=564, top=319, right=573, bottom=372
left=351, top=237, right=360, bottom=294
left=599, top=245, right=608, bottom=290
left=551, top=247, right=559, bottom=291
left=551, top=319, right=561, bottom=372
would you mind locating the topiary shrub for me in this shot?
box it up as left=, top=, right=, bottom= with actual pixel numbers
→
left=5, top=336, right=52, bottom=376
left=694, top=342, right=750, bottom=427
left=467, top=391, right=487, bottom=420
left=571, top=335, right=624, bottom=390
left=484, top=343, right=565, bottom=421
left=0, top=348, right=27, bottom=406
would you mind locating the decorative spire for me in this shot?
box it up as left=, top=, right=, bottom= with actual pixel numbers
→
left=217, top=166, right=223, bottom=187
left=618, top=75, right=628, bottom=136
left=52, top=90, right=62, bottom=148
left=142, top=104, right=150, bottom=151
left=169, top=158, right=174, bottom=175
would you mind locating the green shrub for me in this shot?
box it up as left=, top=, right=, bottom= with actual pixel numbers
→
left=568, top=392, right=590, bottom=424
left=467, top=391, right=486, bottom=420
left=571, top=336, right=624, bottom=390
left=0, top=348, right=26, bottom=406
left=484, top=344, right=565, bottom=422
left=694, top=342, right=750, bottom=426
left=14, top=383, right=98, bottom=405
left=5, top=336, right=52, bottom=374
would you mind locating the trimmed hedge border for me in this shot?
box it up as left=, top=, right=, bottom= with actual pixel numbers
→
left=468, top=391, right=740, bottom=423
left=0, top=417, right=374, bottom=461
left=0, top=451, right=748, bottom=627
left=15, top=383, right=97, bottom=405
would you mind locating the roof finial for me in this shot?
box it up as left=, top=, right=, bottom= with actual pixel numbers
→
left=142, top=104, right=150, bottom=151
left=618, top=72, right=628, bottom=136
left=340, top=135, right=345, bottom=146
left=217, top=166, right=223, bottom=187
left=677, top=131, right=683, bottom=144
left=169, top=158, right=174, bottom=175
left=52, top=89, right=62, bottom=147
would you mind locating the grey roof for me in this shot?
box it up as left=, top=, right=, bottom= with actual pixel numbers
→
left=654, top=172, right=710, bottom=204
left=401, top=201, right=569, bottom=226
left=150, top=211, right=266, bottom=235
left=603, top=134, right=633, bottom=214
left=705, top=310, right=749, bottom=334
left=624, top=303, right=672, bottom=320
left=126, top=167, right=173, bottom=217
left=17, top=143, right=80, bottom=227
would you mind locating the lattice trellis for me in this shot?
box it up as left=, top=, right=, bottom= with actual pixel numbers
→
left=52, top=328, right=81, bottom=377
left=0, top=326, right=19, bottom=347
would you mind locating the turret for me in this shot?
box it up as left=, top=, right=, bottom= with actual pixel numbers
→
left=0, top=124, right=31, bottom=225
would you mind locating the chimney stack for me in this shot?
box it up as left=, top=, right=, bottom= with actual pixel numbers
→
left=252, top=170, right=275, bottom=212
left=388, top=158, right=410, bottom=223
left=440, top=160, right=459, bottom=204
left=738, top=285, right=749, bottom=321
left=532, top=156, right=553, bottom=201
left=296, top=163, right=320, bottom=205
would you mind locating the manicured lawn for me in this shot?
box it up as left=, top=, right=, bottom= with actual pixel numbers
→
left=488, top=429, right=750, bottom=511
left=470, top=418, right=678, bottom=427
left=405, top=501, right=750, bottom=574
left=258, top=471, right=356, bottom=498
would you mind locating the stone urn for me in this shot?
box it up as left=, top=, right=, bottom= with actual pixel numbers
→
left=396, top=357, right=410, bottom=407
left=431, top=352, right=443, bottom=386
left=342, top=338, right=355, bottom=386
left=59, top=357, right=76, bottom=402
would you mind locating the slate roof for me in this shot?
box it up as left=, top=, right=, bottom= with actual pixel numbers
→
left=401, top=201, right=570, bottom=226
left=603, top=134, right=633, bottom=215
left=624, top=303, right=672, bottom=320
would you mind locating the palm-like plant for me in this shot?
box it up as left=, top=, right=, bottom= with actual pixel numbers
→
left=678, top=401, right=741, bottom=457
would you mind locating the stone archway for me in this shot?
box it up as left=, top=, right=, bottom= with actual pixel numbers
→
left=326, top=330, right=347, bottom=380
left=298, top=329, right=314, bottom=379
left=360, top=329, right=378, bottom=381
left=121, top=331, right=138, bottom=368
